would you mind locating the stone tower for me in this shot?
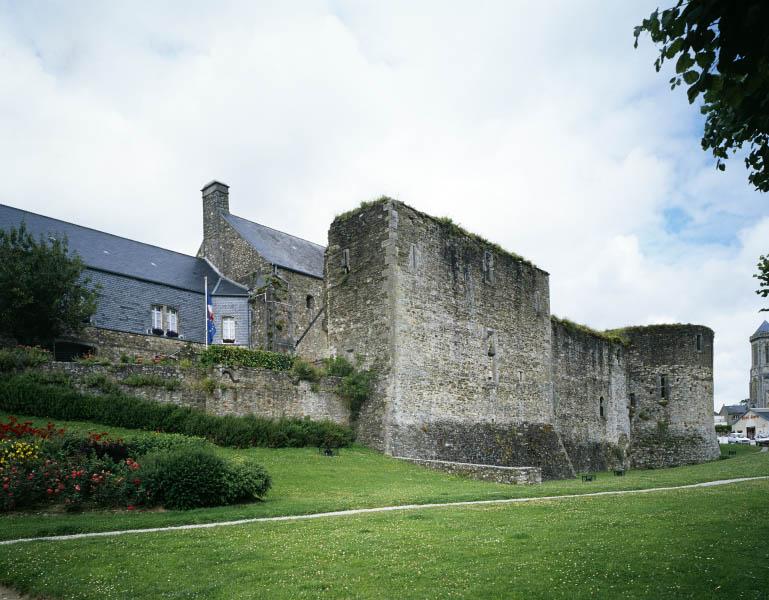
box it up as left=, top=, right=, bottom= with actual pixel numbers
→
left=749, top=321, right=769, bottom=408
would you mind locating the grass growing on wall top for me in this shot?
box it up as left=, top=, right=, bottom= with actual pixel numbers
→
left=333, top=197, right=391, bottom=222
left=551, top=315, right=631, bottom=346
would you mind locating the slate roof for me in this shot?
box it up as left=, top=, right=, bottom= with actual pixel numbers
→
left=223, top=213, right=325, bottom=279
left=0, top=204, right=248, bottom=296
left=752, top=320, right=769, bottom=339
left=720, top=404, right=748, bottom=416
left=751, top=409, right=769, bottom=422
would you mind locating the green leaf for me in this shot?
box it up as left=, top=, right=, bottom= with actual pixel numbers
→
left=683, top=70, right=700, bottom=85
left=676, top=53, right=695, bottom=73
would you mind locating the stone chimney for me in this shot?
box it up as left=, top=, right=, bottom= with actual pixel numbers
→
left=201, top=180, right=229, bottom=269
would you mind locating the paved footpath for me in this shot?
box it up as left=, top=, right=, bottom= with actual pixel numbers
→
left=1, top=475, right=767, bottom=548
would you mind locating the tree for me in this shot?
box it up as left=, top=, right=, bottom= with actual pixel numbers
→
left=0, top=223, right=99, bottom=344
left=755, top=254, right=769, bottom=311
left=634, top=0, right=769, bottom=192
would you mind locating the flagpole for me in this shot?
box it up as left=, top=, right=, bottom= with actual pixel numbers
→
left=204, top=276, right=208, bottom=349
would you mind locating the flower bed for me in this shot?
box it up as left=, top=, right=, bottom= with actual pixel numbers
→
left=0, top=416, right=271, bottom=512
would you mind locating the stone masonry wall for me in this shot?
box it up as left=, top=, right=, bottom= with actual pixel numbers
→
left=326, top=201, right=394, bottom=450
left=550, top=320, right=630, bottom=473
left=396, top=458, right=541, bottom=485
left=59, top=326, right=203, bottom=362
left=326, top=200, right=574, bottom=479
left=624, top=325, right=720, bottom=468
left=42, top=362, right=350, bottom=425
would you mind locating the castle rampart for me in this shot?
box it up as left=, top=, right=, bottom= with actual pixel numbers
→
left=623, top=325, right=719, bottom=468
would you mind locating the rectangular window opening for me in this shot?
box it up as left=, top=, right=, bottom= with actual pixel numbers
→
left=222, top=316, right=236, bottom=344
left=696, top=333, right=703, bottom=352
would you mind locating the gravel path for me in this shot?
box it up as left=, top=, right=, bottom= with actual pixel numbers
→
left=1, top=475, right=767, bottom=548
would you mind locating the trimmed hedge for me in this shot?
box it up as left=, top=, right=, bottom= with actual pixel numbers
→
left=140, top=448, right=271, bottom=510
left=0, top=374, right=354, bottom=449
left=197, top=346, right=294, bottom=371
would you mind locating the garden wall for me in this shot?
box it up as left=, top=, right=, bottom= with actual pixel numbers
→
left=41, top=362, right=351, bottom=425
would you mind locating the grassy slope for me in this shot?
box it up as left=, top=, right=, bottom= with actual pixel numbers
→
left=1, top=414, right=768, bottom=542
left=1, top=480, right=768, bottom=599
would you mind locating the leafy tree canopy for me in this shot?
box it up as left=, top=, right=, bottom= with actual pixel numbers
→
left=755, top=253, right=769, bottom=311
left=0, top=223, right=98, bottom=344
left=634, top=0, right=769, bottom=192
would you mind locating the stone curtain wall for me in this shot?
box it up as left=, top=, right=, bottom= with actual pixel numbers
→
left=326, top=200, right=574, bottom=479
left=624, top=325, right=720, bottom=468
left=550, top=321, right=631, bottom=473
left=43, top=362, right=350, bottom=425
left=326, top=202, right=395, bottom=450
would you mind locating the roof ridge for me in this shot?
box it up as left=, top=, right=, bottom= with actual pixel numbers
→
left=227, top=212, right=325, bottom=249
left=0, top=203, right=201, bottom=262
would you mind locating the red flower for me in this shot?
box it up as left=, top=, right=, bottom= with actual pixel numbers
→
left=46, top=488, right=53, bottom=495
left=126, top=505, right=135, bottom=511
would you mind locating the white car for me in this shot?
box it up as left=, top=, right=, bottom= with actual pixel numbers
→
left=727, top=433, right=751, bottom=444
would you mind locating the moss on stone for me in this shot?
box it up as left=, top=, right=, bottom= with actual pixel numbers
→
left=551, top=315, right=630, bottom=346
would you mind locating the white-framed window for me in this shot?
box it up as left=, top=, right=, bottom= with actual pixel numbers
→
left=222, top=316, right=236, bottom=343
left=151, top=305, right=163, bottom=331
left=167, top=308, right=178, bottom=334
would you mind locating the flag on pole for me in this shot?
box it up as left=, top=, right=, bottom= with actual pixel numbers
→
left=207, top=292, right=216, bottom=345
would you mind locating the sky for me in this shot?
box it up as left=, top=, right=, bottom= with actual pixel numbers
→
left=0, top=1, right=766, bottom=408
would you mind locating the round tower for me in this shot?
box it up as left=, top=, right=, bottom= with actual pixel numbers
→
left=749, top=321, right=769, bottom=408
left=622, top=324, right=719, bottom=468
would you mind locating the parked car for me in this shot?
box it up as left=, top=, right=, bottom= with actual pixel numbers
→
left=727, top=433, right=751, bottom=444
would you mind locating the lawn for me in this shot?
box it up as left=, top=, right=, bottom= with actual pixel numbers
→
left=1, top=413, right=768, bottom=542
left=1, top=479, right=767, bottom=599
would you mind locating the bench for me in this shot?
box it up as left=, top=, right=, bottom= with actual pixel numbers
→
left=318, top=445, right=337, bottom=457
left=581, top=473, right=595, bottom=482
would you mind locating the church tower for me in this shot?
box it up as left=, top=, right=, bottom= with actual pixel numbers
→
left=749, top=321, right=769, bottom=408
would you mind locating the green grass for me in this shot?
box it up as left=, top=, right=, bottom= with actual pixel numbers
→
left=1, top=480, right=767, bottom=599
left=1, top=413, right=768, bottom=543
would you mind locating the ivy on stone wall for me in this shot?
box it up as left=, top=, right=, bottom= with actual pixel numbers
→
left=197, top=346, right=294, bottom=371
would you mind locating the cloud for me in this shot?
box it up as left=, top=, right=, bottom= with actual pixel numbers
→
left=0, top=0, right=766, bottom=407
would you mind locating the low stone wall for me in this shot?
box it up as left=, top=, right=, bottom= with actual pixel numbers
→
left=41, top=362, right=350, bottom=425
left=57, top=327, right=202, bottom=362
left=395, top=457, right=542, bottom=485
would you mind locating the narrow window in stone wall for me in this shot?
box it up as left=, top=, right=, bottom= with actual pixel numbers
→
left=166, top=308, right=179, bottom=337
left=306, top=295, right=315, bottom=310
left=486, top=329, right=498, bottom=385
left=222, top=316, right=236, bottom=344
left=660, top=374, right=668, bottom=399
left=754, top=345, right=759, bottom=366
left=696, top=333, right=703, bottom=352
left=599, top=396, right=605, bottom=419
left=342, top=248, right=351, bottom=273
left=483, top=250, right=495, bottom=283
left=534, top=291, right=542, bottom=316
left=765, top=344, right=769, bottom=364
left=408, top=243, right=419, bottom=271
left=151, top=306, right=163, bottom=335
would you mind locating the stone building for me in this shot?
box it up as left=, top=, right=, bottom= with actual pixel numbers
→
left=1, top=186, right=720, bottom=477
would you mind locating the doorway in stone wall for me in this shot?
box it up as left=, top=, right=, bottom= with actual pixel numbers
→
left=747, top=426, right=756, bottom=440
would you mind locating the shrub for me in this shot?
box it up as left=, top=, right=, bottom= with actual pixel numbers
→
left=83, top=373, right=120, bottom=394
left=198, top=346, right=293, bottom=371
left=222, top=457, right=272, bottom=503
left=337, top=369, right=375, bottom=418
left=0, top=374, right=354, bottom=449
left=122, top=373, right=181, bottom=391
left=292, top=358, right=322, bottom=382
left=140, top=448, right=271, bottom=510
left=0, top=346, right=52, bottom=372
left=323, top=356, right=355, bottom=378
left=715, top=424, right=731, bottom=435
